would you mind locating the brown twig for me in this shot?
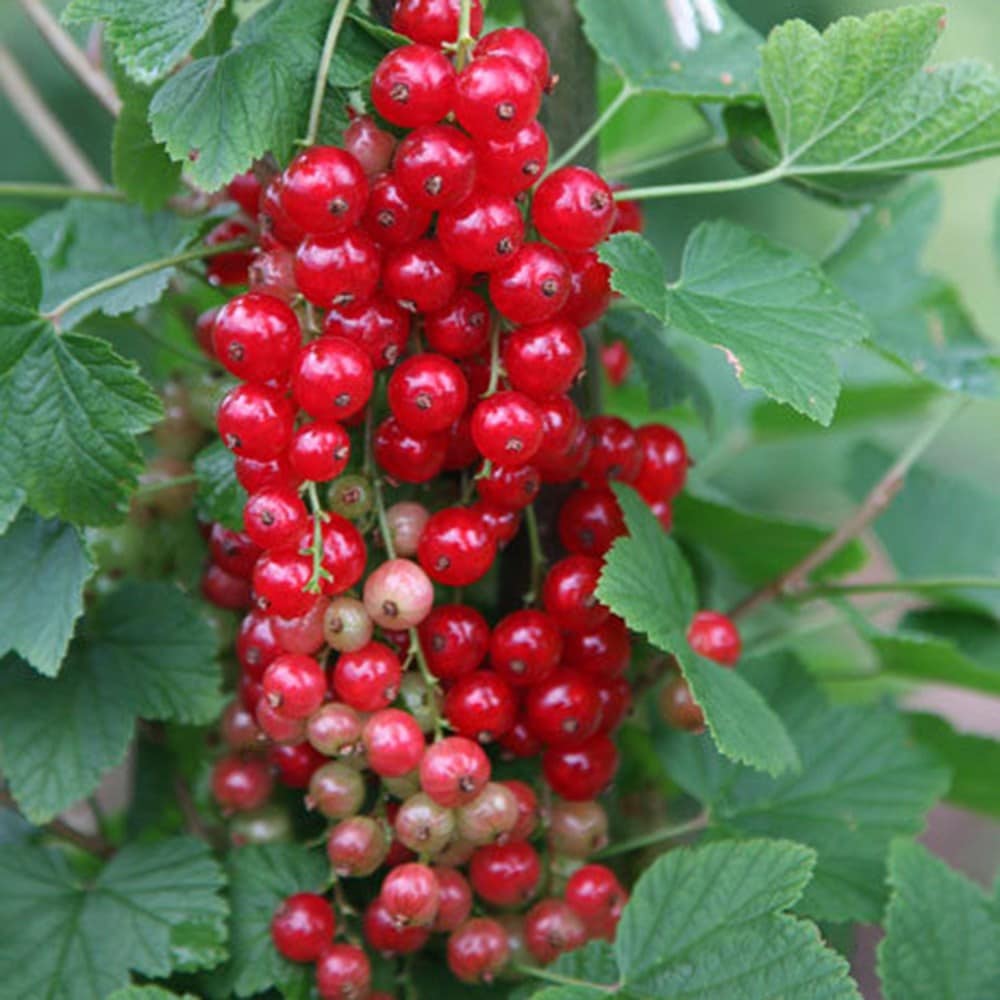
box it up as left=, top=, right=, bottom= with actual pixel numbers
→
left=0, top=789, right=115, bottom=858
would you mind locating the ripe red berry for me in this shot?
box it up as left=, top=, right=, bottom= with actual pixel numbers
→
left=316, top=943, right=372, bottom=1000
left=611, top=187, right=644, bottom=234
left=385, top=502, right=431, bottom=558
left=388, top=353, right=469, bottom=434
left=391, top=0, right=483, bottom=46
left=425, top=289, right=491, bottom=358
left=562, top=615, right=631, bottom=678
left=323, top=296, right=410, bottom=372
left=381, top=862, right=441, bottom=927
left=469, top=840, right=541, bottom=907
left=475, top=121, right=549, bottom=196
left=542, top=734, right=618, bottom=801
left=634, top=423, right=689, bottom=502
left=249, top=242, right=297, bottom=302
left=344, top=114, right=396, bottom=177
left=280, top=146, right=368, bottom=236
left=327, top=816, right=389, bottom=876
left=524, top=899, right=587, bottom=964
left=601, top=340, right=632, bottom=386
left=363, top=898, right=430, bottom=956
left=420, top=736, right=490, bottom=807
left=362, top=172, right=432, bottom=247
left=542, top=555, right=609, bottom=632
left=256, top=696, right=308, bottom=744
left=444, top=670, right=517, bottom=743
left=564, top=864, right=628, bottom=938
left=260, top=175, right=305, bottom=248
left=212, top=754, right=273, bottom=812
left=418, top=604, right=490, bottom=680
left=472, top=500, right=522, bottom=548
left=532, top=167, right=615, bottom=252
left=490, top=609, right=563, bottom=686
left=593, top=675, right=632, bottom=734
left=476, top=462, right=540, bottom=511
left=212, top=292, right=301, bottom=384
left=525, top=669, right=602, bottom=748
left=210, top=524, right=262, bottom=579
left=287, top=422, right=351, bottom=484
left=298, top=515, right=367, bottom=597
left=383, top=239, right=459, bottom=314
left=474, top=27, right=551, bottom=91
left=269, top=741, right=326, bottom=788
left=471, top=390, right=544, bottom=467
left=454, top=55, right=541, bottom=141
left=374, top=416, right=448, bottom=484
left=557, top=486, right=625, bottom=558
left=394, top=125, right=477, bottom=211
left=235, top=453, right=301, bottom=494
left=687, top=610, right=741, bottom=665
left=363, top=708, right=426, bottom=777
left=502, top=319, right=586, bottom=399
left=503, top=779, right=540, bottom=840
left=534, top=395, right=585, bottom=465
left=237, top=612, right=281, bottom=678
left=262, top=653, right=326, bottom=720
left=292, top=336, right=374, bottom=422
left=433, top=867, right=474, bottom=932
left=498, top=717, right=543, bottom=759
left=221, top=699, right=263, bottom=751
left=294, top=231, right=381, bottom=309
left=202, top=563, right=253, bottom=610
left=217, top=384, right=295, bottom=461
left=332, top=641, right=403, bottom=712
left=658, top=675, right=705, bottom=732
left=448, top=917, right=510, bottom=983
left=226, top=169, right=262, bottom=215
left=243, top=485, right=309, bottom=550
left=204, top=218, right=252, bottom=286
left=372, top=44, right=456, bottom=128
left=271, top=893, right=335, bottom=963
left=562, top=250, right=613, bottom=327
left=581, top=415, right=642, bottom=486
left=438, top=192, right=525, bottom=273
left=307, top=700, right=363, bottom=756
left=253, top=547, right=315, bottom=617
left=490, top=243, right=571, bottom=324
left=418, top=507, right=496, bottom=586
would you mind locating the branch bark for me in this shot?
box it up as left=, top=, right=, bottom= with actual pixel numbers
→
left=0, top=789, right=115, bottom=858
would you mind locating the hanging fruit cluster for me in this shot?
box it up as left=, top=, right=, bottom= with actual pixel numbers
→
left=193, top=1, right=742, bottom=993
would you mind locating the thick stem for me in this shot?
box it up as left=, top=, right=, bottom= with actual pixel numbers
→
left=304, top=0, right=355, bottom=147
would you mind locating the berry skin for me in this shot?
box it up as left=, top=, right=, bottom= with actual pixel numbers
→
left=564, top=864, right=628, bottom=938
left=581, top=415, right=642, bottom=486
left=432, top=867, right=474, bottom=932
left=502, top=319, right=586, bottom=400
left=474, top=27, right=551, bottom=92
left=448, top=918, right=510, bottom=984
left=476, top=462, right=540, bottom=511
left=444, top=670, right=517, bottom=743
left=420, top=736, right=491, bottom=807
left=454, top=55, right=541, bottom=141
left=332, top=641, right=403, bottom=712
left=217, top=384, right=295, bottom=461
left=490, top=243, right=571, bottom=325
left=363, top=557, right=435, bottom=630
left=374, top=416, right=448, bottom=484
left=327, top=816, right=390, bottom=876
left=269, top=741, right=326, bottom=788
left=469, top=840, right=541, bottom=907
left=204, top=218, right=252, bottom=286
left=363, top=708, right=426, bottom=777
left=343, top=114, right=396, bottom=177
left=611, top=188, right=644, bottom=234
left=542, top=556, right=610, bottom=633
left=221, top=699, right=263, bottom=751
left=497, top=718, right=542, bottom=759
left=394, top=125, right=477, bottom=212
left=532, top=167, right=616, bottom=252
left=252, top=546, right=315, bottom=617
left=362, top=172, right=432, bottom=248
left=388, top=353, right=469, bottom=434
left=473, top=500, right=522, bottom=549
left=687, top=611, right=741, bottom=666
left=212, top=755, right=273, bottom=812
left=542, top=734, right=618, bottom=801
left=548, top=800, right=608, bottom=858
left=212, top=292, right=301, bottom=384
left=562, top=250, right=613, bottom=327
left=634, top=424, right=689, bottom=502
left=363, top=898, right=430, bottom=956
left=202, top=564, right=252, bottom=610
left=382, top=239, right=459, bottom=314
left=235, top=453, right=301, bottom=495
left=418, top=604, right=490, bottom=680
left=237, top=612, right=281, bottom=678
left=323, top=596, right=375, bottom=654
left=524, top=899, right=587, bottom=964
left=503, top=779, right=540, bottom=840
left=418, top=507, right=497, bottom=586
left=226, top=169, right=262, bottom=216
left=262, top=653, right=327, bottom=720
left=323, top=295, right=411, bottom=371
left=534, top=395, right=585, bottom=465
left=243, top=485, right=309, bottom=550
left=280, top=146, right=368, bottom=236
left=601, top=340, right=632, bottom=386
left=385, top=502, right=431, bottom=557
left=256, top=697, right=308, bottom=744
left=490, top=609, right=563, bottom=686
left=270, top=893, right=335, bottom=963
left=316, top=943, right=372, bottom=1000
left=372, top=44, right=456, bottom=128
left=659, top=675, right=705, bottom=732
left=594, top=675, right=632, bottom=734
left=307, top=701, right=364, bottom=756
left=475, top=122, right=549, bottom=196
left=524, top=669, right=602, bottom=748
left=381, top=862, right=441, bottom=927
left=292, top=336, right=375, bottom=423
left=294, top=231, right=381, bottom=309
left=307, top=761, right=365, bottom=819
left=288, top=422, right=351, bottom=483
left=425, top=290, right=491, bottom=358
left=562, top=615, right=631, bottom=678
left=260, top=175, right=306, bottom=249
left=557, top=487, right=625, bottom=558
left=394, top=792, right=456, bottom=854
left=456, top=782, right=519, bottom=845
left=391, top=0, right=483, bottom=47
left=297, top=515, right=367, bottom=597
left=437, top=192, right=525, bottom=273
left=471, top=390, right=544, bottom=467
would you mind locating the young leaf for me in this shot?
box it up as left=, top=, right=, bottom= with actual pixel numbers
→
left=0, top=838, right=228, bottom=997
left=0, top=582, right=222, bottom=823
left=63, top=0, right=224, bottom=84
left=759, top=7, right=1000, bottom=179
left=616, top=839, right=860, bottom=999
left=0, top=511, right=94, bottom=677
left=195, top=439, right=247, bottom=532
left=657, top=658, right=949, bottom=922
left=597, top=485, right=799, bottom=777
left=576, top=0, right=762, bottom=102
left=827, top=180, right=1000, bottom=398
left=878, top=840, right=1000, bottom=1000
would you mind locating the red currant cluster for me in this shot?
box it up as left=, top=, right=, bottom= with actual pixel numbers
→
left=193, top=1, right=741, bottom=994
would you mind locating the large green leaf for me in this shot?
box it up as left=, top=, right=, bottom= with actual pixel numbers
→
left=194, top=439, right=246, bottom=532
left=0, top=838, right=227, bottom=999
left=0, top=582, right=222, bottom=823
left=827, top=180, right=1000, bottom=397
left=597, top=485, right=799, bottom=777
left=0, top=235, right=162, bottom=526
left=0, top=511, right=93, bottom=676
left=577, top=0, right=761, bottom=102
left=657, top=658, right=949, bottom=922
left=878, top=840, right=1000, bottom=1000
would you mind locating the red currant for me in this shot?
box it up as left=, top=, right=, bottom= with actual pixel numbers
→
left=594, top=674, right=632, bottom=734
left=490, top=609, right=562, bottom=686
left=374, top=416, right=448, bottom=484
left=381, top=862, right=440, bottom=927
left=433, top=867, right=473, bottom=932
left=523, top=899, right=587, bottom=964
left=394, top=125, right=477, bottom=211
left=344, top=114, right=396, bottom=177
left=503, top=780, right=540, bottom=840
left=448, top=917, right=510, bottom=984
left=210, top=524, right=261, bottom=579
left=490, top=243, right=571, bottom=324
left=472, top=500, right=522, bottom=548
left=294, top=231, right=381, bottom=309
left=456, top=782, right=519, bottom=845
left=372, top=44, right=456, bottom=128
left=562, top=250, right=613, bottom=327
left=212, top=754, right=273, bottom=812
left=363, top=898, right=430, bottom=956
left=363, top=708, right=426, bottom=777
left=601, top=340, right=631, bottom=386
left=383, top=239, right=459, bottom=314
left=260, top=176, right=305, bottom=249
left=418, top=604, right=490, bottom=680
left=327, top=816, right=390, bottom=876
left=687, top=611, right=741, bottom=666
left=562, top=615, right=630, bottom=677
left=581, top=415, right=642, bottom=485
left=502, top=319, right=585, bottom=399
left=418, top=507, right=496, bottom=586
left=454, top=55, right=541, bottom=140
left=476, top=462, right=540, bottom=510
left=262, top=653, right=326, bottom=720
left=243, top=485, right=309, bottom=550
left=565, top=864, right=627, bottom=938
left=420, top=736, right=490, bottom=807
left=388, top=353, right=469, bottom=434
left=525, top=669, right=602, bottom=747
left=438, top=192, right=525, bottom=273
left=391, top=0, right=483, bottom=46
left=212, top=292, right=301, bottom=384
left=497, top=717, right=543, bottom=759
left=297, top=515, right=367, bottom=596
left=288, top=422, right=351, bottom=483
left=532, top=167, right=615, bottom=252
left=306, top=761, right=365, bottom=819
left=363, top=557, right=435, bottom=630
left=237, top=612, right=281, bottom=678
left=332, top=641, right=403, bottom=712
left=425, top=289, right=491, bottom=358
left=204, top=218, right=252, bottom=287
left=253, top=547, right=315, bottom=617
left=217, top=384, right=295, bottom=461
left=542, top=555, right=609, bottom=632
left=221, top=699, right=263, bottom=751
left=542, top=734, right=618, bottom=801
left=323, top=295, right=411, bottom=370
left=226, top=169, right=262, bottom=216
left=548, top=800, right=608, bottom=858
left=292, top=336, right=374, bottom=422
left=469, top=840, right=541, bottom=907
left=611, top=187, right=644, bottom=234
left=474, top=121, right=549, bottom=196
left=394, top=792, right=456, bottom=854
left=658, top=675, right=705, bottom=732
left=256, top=696, right=308, bottom=744
left=269, top=741, right=326, bottom=788
left=307, top=700, right=363, bottom=756
left=634, top=423, right=689, bottom=502
left=271, top=893, right=335, bottom=962
left=557, top=486, right=625, bottom=558
left=471, top=390, right=544, bottom=467
left=235, top=453, right=301, bottom=494
left=444, top=670, right=517, bottom=743
left=316, top=943, right=372, bottom=1000
left=280, top=146, right=368, bottom=236
left=474, top=27, right=551, bottom=92
left=362, top=171, right=432, bottom=247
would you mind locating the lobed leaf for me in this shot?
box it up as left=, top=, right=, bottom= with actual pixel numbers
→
left=194, top=439, right=247, bottom=531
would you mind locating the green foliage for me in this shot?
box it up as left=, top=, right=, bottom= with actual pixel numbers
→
left=194, top=439, right=247, bottom=531
left=0, top=837, right=227, bottom=999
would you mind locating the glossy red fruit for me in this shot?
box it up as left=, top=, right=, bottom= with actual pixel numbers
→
left=490, top=610, right=563, bottom=687
left=687, top=610, right=741, bottom=666
left=332, top=641, right=402, bottom=712
left=316, top=943, right=372, bottom=1000
left=557, top=487, right=625, bottom=558
left=474, top=121, right=549, bottom=196
left=381, top=862, right=441, bottom=927
left=471, top=390, right=544, bottom=467
left=476, top=463, right=540, bottom=511
left=327, top=816, right=389, bottom=876
left=594, top=675, right=632, bottom=734
left=260, top=175, right=305, bottom=249
left=418, top=604, right=490, bottom=680
left=472, top=501, right=521, bottom=549
left=374, top=416, right=448, bottom=484
left=204, top=218, right=252, bottom=287
left=363, top=897, right=430, bottom=956
left=256, top=696, right=308, bottom=744
left=212, top=755, right=273, bottom=812
left=391, top=0, right=483, bottom=46
left=385, top=502, right=431, bottom=558
left=498, top=717, right=543, bottom=759
left=490, top=243, right=571, bottom=325
left=362, top=171, right=432, bottom=247
left=364, top=557, right=435, bottom=630
left=344, top=114, right=396, bottom=177
left=433, top=867, right=474, bottom=932
left=363, top=708, right=426, bottom=777
left=243, top=485, right=309, bottom=550
left=562, top=615, right=630, bottom=678
left=534, top=395, right=585, bottom=464
left=382, top=239, right=459, bottom=314
left=448, top=917, right=510, bottom=983
left=418, top=507, right=496, bottom=586
left=523, top=899, right=587, bottom=964
left=634, top=424, right=689, bottom=502
left=444, top=671, right=517, bottom=743
left=235, top=453, right=301, bottom=495
left=542, top=556, right=609, bottom=632
left=474, top=27, right=551, bottom=91
left=502, top=319, right=585, bottom=399
left=271, top=893, right=335, bottom=962
left=611, top=188, right=644, bottom=234
left=294, top=231, right=381, bottom=309
left=565, top=864, right=628, bottom=937
left=221, top=699, right=263, bottom=751
left=210, top=525, right=262, bottom=579
left=212, top=292, right=300, bottom=384
left=394, top=125, right=477, bottom=211
left=562, top=250, right=613, bottom=327
left=388, top=353, right=469, bottom=434
left=226, top=169, right=262, bottom=216
left=372, top=43, right=456, bottom=128
left=525, top=669, right=602, bottom=748
left=262, top=653, right=326, bottom=720
left=532, top=167, right=615, bottom=252
left=280, top=146, right=368, bottom=236
left=217, top=384, right=295, bottom=461
left=659, top=674, right=705, bottom=732
left=581, top=416, right=642, bottom=486
left=253, top=546, right=315, bottom=617
left=503, top=780, right=540, bottom=840
left=425, top=289, right=491, bottom=358
left=469, top=840, right=541, bottom=907
left=288, top=422, right=351, bottom=483
left=307, top=699, right=363, bottom=756
left=202, top=563, right=253, bottom=609
left=323, top=296, right=410, bottom=372
left=292, top=336, right=374, bottom=422
left=601, top=340, right=632, bottom=386
left=542, top=734, right=618, bottom=801
left=420, top=736, right=490, bottom=807
left=454, top=54, right=541, bottom=140
left=269, top=741, right=326, bottom=788
left=307, top=761, right=365, bottom=819
left=237, top=612, right=281, bottom=678
left=438, top=192, right=524, bottom=273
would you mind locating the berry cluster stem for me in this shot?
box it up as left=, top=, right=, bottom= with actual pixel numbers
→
left=453, top=0, right=477, bottom=70
left=304, top=0, right=355, bottom=148
left=547, top=83, right=634, bottom=175
left=524, top=504, right=546, bottom=604
left=304, top=480, right=332, bottom=594
left=593, top=810, right=709, bottom=859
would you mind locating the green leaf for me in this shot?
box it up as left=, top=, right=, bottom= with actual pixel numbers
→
left=108, top=988, right=199, bottom=1000
left=878, top=840, right=1000, bottom=1000
left=597, top=485, right=799, bottom=777
left=195, top=440, right=246, bottom=531
left=674, top=492, right=866, bottom=585
left=910, top=713, right=1000, bottom=818
left=224, top=844, right=328, bottom=999
left=658, top=657, right=949, bottom=922
left=0, top=582, right=221, bottom=823
left=577, top=0, right=762, bottom=102
left=0, top=510, right=93, bottom=676
left=520, top=943, right=620, bottom=1000
left=22, top=201, right=194, bottom=326
left=827, top=180, right=1000, bottom=398
left=0, top=235, right=162, bottom=526
left=0, top=837, right=228, bottom=999
left=599, top=233, right=668, bottom=321
left=64, top=0, right=223, bottom=84
left=759, top=7, right=1000, bottom=181
left=616, top=839, right=860, bottom=999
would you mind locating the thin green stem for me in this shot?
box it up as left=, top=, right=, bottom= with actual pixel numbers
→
left=45, top=238, right=253, bottom=325
left=304, top=0, right=354, bottom=147
left=373, top=476, right=396, bottom=559
left=603, top=134, right=727, bottom=180
left=593, top=811, right=709, bottom=859
left=0, top=181, right=123, bottom=201
left=454, top=0, right=476, bottom=69
left=485, top=314, right=502, bottom=396
left=618, top=164, right=787, bottom=202
left=304, top=481, right=332, bottom=594
left=511, top=964, right=617, bottom=993
left=547, top=83, right=633, bottom=174
left=136, top=472, right=199, bottom=496
left=524, top=505, right=545, bottom=604
left=792, top=576, right=1000, bottom=602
